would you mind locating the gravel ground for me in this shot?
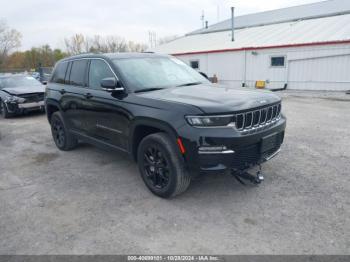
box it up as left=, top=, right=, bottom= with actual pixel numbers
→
left=0, top=91, right=349, bottom=255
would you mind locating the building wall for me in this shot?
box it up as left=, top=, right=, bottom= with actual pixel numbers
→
left=175, top=43, right=350, bottom=91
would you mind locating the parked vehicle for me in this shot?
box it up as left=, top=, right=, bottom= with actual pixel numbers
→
left=45, top=53, right=286, bottom=198
left=32, top=72, right=40, bottom=80
left=38, top=67, right=53, bottom=84
left=0, top=74, right=45, bottom=118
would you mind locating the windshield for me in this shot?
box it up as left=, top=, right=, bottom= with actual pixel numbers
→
left=113, top=56, right=209, bottom=91
left=0, top=76, right=42, bottom=89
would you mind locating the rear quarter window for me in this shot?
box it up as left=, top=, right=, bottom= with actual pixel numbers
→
left=51, top=62, right=68, bottom=84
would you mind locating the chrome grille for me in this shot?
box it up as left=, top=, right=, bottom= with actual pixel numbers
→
left=235, top=103, right=281, bottom=134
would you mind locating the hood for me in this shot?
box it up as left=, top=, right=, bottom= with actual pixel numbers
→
left=2, top=85, right=45, bottom=95
left=138, top=84, right=281, bottom=114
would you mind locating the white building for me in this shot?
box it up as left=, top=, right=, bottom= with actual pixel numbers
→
left=153, top=0, right=350, bottom=91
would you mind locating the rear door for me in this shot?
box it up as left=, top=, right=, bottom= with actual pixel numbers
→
left=62, top=59, right=89, bottom=133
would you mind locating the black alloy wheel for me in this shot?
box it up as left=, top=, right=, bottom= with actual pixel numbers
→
left=50, top=111, right=78, bottom=151
left=143, top=145, right=171, bottom=189
left=137, top=133, right=191, bottom=198
left=52, top=117, right=66, bottom=148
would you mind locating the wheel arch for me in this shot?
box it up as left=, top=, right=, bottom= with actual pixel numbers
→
left=45, top=99, right=62, bottom=123
left=129, top=117, right=180, bottom=161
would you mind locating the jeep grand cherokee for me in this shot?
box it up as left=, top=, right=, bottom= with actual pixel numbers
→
left=45, top=53, right=286, bottom=198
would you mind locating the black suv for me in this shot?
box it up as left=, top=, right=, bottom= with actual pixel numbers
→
left=45, top=53, right=286, bottom=198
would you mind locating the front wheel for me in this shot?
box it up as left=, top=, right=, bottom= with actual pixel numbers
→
left=0, top=101, right=13, bottom=119
left=137, top=133, right=191, bottom=198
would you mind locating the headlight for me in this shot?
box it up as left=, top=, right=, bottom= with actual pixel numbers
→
left=185, top=115, right=235, bottom=127
left=5, top=95, right=24, bottom=103
left=5, top=95, right=17, bottom=102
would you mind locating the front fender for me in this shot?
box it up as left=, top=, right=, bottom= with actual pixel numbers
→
left=129, top=117, right=182, bottom=158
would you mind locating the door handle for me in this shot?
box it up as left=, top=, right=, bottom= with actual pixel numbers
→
left=85, top=93, right=93, bottom=99
left=59, top=89, right=66, bottom=94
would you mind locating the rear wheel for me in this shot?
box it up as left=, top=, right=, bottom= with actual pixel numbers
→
left=137, top=133, right=191, bottom=198
left=0, top=101, right=13, bottom=119
left=50, top=111, right=78, bottom=151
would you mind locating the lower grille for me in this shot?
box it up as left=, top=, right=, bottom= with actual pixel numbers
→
left=232, top=132, right=284, bottom=170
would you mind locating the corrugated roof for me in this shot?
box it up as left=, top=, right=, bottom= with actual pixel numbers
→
left=188, top=0, right=350, bottom=35
left=153, top=12, right=350, bottom=55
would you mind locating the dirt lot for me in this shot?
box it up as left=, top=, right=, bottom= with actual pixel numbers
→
left=0, top=91, right=349, bottom=255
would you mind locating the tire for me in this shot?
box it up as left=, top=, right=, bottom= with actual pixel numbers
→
left=137, top=132, right=191, bottom=198
left=0, top=101, right=13, bottom=119
left=50, top=111, right=78, bottom=151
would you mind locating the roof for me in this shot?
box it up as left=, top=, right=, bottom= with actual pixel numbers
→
left=153, top=11, right=350, bottom=55
left=60, top=52, right=167, bottom=62
left=189, top=0, right=350, bottom=35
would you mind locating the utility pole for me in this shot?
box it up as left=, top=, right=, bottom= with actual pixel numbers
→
left=201, top=10, right=205, bottom=29
left=217, top=5, right=220, bottom=22
left=231, top=7, right=235, bottom=42
left=148, top=31, right=157, bottom=48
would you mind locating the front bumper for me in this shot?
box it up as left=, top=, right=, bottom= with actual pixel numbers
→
left=5, top=100, right=45, bottom=114
left=178, top=116, right=286, bottom=173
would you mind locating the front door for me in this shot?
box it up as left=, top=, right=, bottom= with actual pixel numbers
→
left=83, top=59, right=130, bottom=151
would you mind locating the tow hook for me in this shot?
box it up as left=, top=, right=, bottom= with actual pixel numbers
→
left=231, top=165, right=264, bottom=185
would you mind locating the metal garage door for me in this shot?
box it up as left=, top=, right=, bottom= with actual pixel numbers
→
left=288, top=55, right=350, bottom=91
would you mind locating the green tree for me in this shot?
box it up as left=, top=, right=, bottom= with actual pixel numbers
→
left=4, top=45, right=68, bottom=71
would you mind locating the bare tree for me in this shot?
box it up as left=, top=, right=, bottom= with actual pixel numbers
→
left=127, top=41, right=148, bottom=52
left=106, top=36, right=127, bottom=53
left=0, top=20, right=22, bottom=68
left=64, top=34, right=87, bottom=55
left=64, top=33, right=147, bottom=55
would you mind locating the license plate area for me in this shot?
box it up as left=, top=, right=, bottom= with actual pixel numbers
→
left=18, top=101, right=44, bottom=109
left=260, top=132, right=278, bottom=153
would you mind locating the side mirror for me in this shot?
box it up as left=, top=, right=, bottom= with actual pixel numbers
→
left=100, top=77, right=124, bottom=92
left=199, top=71, right=209, bottom=79
left=42, top=81, right=48, bottom=85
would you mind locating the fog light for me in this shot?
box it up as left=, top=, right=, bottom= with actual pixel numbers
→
left=198, top=146, right=235, bottom=154
left=199, top=146, right=226, bottom=151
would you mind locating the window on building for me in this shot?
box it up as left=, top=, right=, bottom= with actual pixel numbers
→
left=190, top=60, right=200, bottom=70
left=271, top=56, right=286, bottom=67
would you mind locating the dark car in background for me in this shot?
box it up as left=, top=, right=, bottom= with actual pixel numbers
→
left=0, top=74, right=45, bottom=118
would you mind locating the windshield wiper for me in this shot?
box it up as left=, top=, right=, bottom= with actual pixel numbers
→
left=177, top=82, right=202, bottom=87
left=134, top=87, right=164, bottom=93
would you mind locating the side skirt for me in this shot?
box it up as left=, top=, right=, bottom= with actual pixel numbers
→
left=70, top=130, right=131, bottom=156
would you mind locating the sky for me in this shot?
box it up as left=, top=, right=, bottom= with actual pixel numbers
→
left=0, top=0, right=323, bottom=50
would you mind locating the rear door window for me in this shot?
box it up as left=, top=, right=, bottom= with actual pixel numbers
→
left=69, top=60, right=88, bottom=86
